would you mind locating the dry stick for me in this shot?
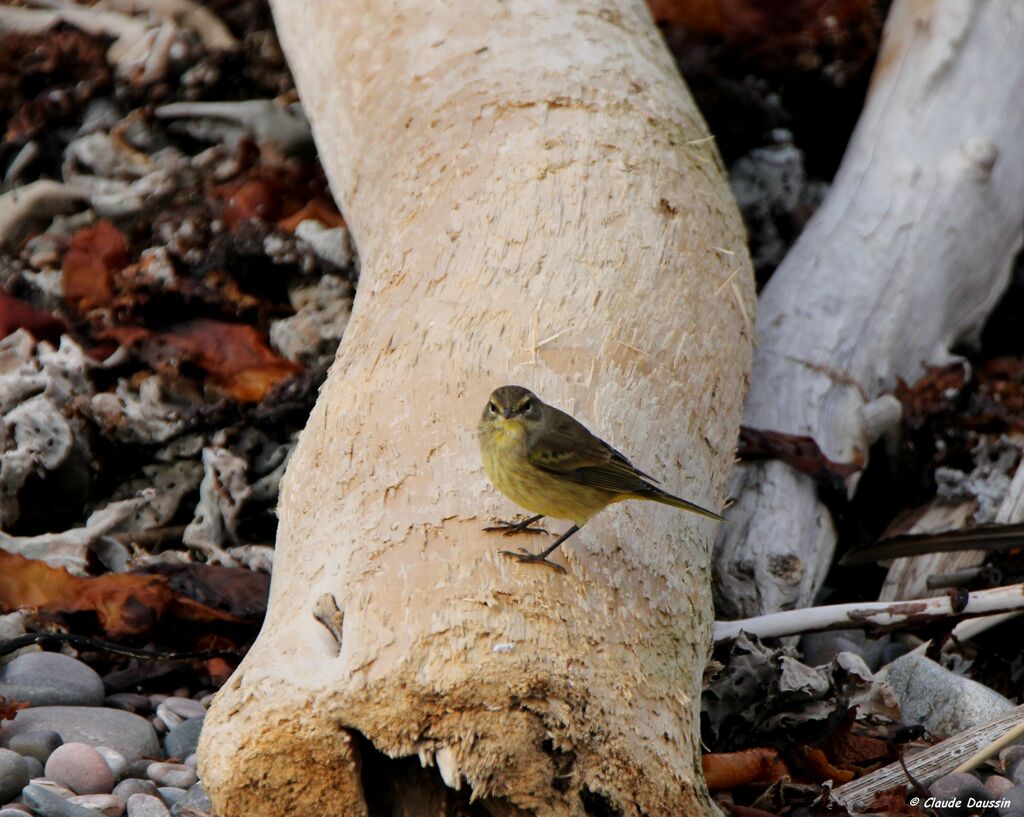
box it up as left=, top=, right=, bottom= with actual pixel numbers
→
left=832, top=704, right=1024, bottom=810
left=712, top=583, right=1024, bottom=644
left=952, top=718, right=1024, bottom=775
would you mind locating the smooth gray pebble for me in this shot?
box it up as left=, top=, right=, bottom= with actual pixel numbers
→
left=126, top=792, right=171, bottom=817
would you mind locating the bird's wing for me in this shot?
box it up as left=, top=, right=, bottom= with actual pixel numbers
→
left=527, top=407, right=659, bottom=494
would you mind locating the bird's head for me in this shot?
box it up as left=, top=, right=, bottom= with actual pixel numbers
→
left=480, top=385, right=544, bottom=437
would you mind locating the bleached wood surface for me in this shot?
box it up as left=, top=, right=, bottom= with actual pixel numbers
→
left=715, top=0, right=1024, bottom=618
left=197, top=2, right=755, bottom=815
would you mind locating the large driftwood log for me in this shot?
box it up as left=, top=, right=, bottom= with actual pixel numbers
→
left=198, top=2, right=754, bottom=815
left=714, top=0, right=1024, bottom=618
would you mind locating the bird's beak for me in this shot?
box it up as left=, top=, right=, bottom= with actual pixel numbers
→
left=502, top=407, right=514, bottom=419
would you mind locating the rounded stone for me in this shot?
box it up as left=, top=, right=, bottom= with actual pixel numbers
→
left=0, top=653, right=104, bottom=708
left=930, top=772, right=989, bottom=817
left=6, top=731, right=63, bottom=764
left=0, top=749, right=29, bottom=803
left=22, top=756, right=43, bottom=779
left=126, top=793, right=171, bottom=817
left=154, top=706, right=182, bottom=731
left=95, top=747, right=128, bottom=781
left=122, top=761, right=154, bottom=781
left=22, top=782, right=103, bottom=817
left=113, top=779, right=159, bottom=801
left=103, top=695, right=152, bottom=716
left=162, top=718, right=203, bottom=762
left=169, top=782, right=210, bottom=817
left=45, top=743, right=115, bottom=795
left=1, top=707, right=161, bottom=765
left=67, top=793, right=127, bottom=817
left=156, top=787, right=185, bottom=807
left=145, top=764, right=195, bottom=790
left=160, top=700, right=205, bottom=722
left=998, top=786, right=1024, bottom=816
left=0, top=808, right=32, bottom=817
left=987, top=775, right=1016, bottom=797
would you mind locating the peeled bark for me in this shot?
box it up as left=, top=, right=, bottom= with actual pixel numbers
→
left=197, top=1, right=754, bottom=815
left=714, top=0, right=1024, bottom=618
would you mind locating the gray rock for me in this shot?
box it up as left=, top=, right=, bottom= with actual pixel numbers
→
left=66, top=793, right=126, bottom=817
left=157, top=788, right=185, bottom=807
left=113, top=780, right=159, bottom=801
left=989, top=775, right=1017, bottom=797
left=1, top=708, right=161, bottom=765
left=145, top=764, right=194, bottom=790
left=95, top=747, right=127, bottom=781
left=103, top=696, right=151, bottom=716
left=930, top=772, right=990, bottom=817
left=23, top=755, right=44, bottom=779
left=45, top=743, right=115, bottom=795
left=7, top=730, right=63, bottom=764
left=126, top=793, right=171, bottom=817
left=22, top=783, right=105, bottom=817
left=162, top=719, right=203, bottom=762
left=170, top=782, right=210, bottom=817
left=159, top=700, right=204, bottom=722
left=27, top=777, right=76, bottom=797
left=999, top=786, right=1024, bottom=816
left=0, top=749, right=29, bottom=802
left=799, top=630, right=892, bottom=671
left=121, top=761, right=153, bottom=781
left=881, top=654, right=1014, bottom=734
left=0, top=808, right=33, bottom=817
left=0, top=654, right=104, bottom=708
left=153, top=705, right=182, bottom=731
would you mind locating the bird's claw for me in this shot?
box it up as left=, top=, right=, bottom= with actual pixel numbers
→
left=499, top=548, right=566, bottom=574
left=484, top=518, right=548, bottom=536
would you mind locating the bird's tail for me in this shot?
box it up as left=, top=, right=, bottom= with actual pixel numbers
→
left=647, top=488, right=725, bottom=522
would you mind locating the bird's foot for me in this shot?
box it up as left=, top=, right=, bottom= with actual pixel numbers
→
left=483, top=516, right=547, bottom=536
left=499, top=548, right=566, bottom=574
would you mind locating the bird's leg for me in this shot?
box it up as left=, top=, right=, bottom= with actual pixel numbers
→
left=500, top=524, right=580, bottom=574
left=483, top=514, right=547, bottom=536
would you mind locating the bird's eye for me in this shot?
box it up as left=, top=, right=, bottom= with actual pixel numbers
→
left=488, top=402, right=498, bottom=414
left=521, top=399, right=533, bottom=413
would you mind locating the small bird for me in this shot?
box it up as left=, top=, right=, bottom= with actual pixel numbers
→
left=477, top=385, right=724, bottom=572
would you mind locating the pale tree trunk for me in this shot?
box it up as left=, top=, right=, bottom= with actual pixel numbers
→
left=714, top=0, right=1024, bottom=618
left=198, top=2, right=754, bottom=815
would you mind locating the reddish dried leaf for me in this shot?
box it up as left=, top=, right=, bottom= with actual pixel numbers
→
left=0, top=291, right=66, bottom=343
left=819, top=710, right=891, bottom=773
left=792, top=745, right=856, bottom=784
left=649, top=0, right=878, bottom=54
left=0, top=552, right=244, bottom=638
left=277, top=198, right=345, bottom=232
left=204, top=657, right=234, bottom=686
left=105, top=319, right=301, bottom=402
left=867, top=786, right=927, bottom=817
left=136, top=562, right=270, bottom=621
left=62, top=220, right=128, bottom=313
left=703, top=748, right=791, bottom=791
left=739, top=426, right=861, bottom=486
left=0, top=697, right=30, bottom=721
left=0, top=30, right=111, bottom=146
left=213, top=165, right=333, bottom=230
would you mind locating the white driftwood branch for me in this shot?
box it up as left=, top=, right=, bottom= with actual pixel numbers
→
left=713, top=583, right=1024, bottom=644
left=197, top=1, right=754, bottom=815
left=714, top=0, right=1024, bottom=617
left=832, top=704, right=1024, bottom=809
left=882, top=455, right=1024, bottom=601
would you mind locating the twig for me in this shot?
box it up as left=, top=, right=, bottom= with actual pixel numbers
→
left=832, top=704, right=1024, bottom=810
left=713, top=582, right=1024, bottom=643
left=952, top=718, right=1024, bottom=774
left=0, top=632, right=243, bottom=661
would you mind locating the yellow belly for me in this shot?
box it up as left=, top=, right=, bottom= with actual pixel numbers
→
left=479, top=426, right=614, bottom=525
